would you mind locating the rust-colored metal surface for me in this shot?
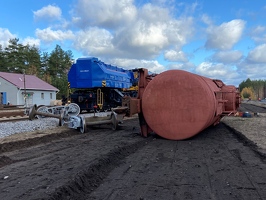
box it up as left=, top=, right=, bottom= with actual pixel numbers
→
left=141, top=70, right=240, bottom=140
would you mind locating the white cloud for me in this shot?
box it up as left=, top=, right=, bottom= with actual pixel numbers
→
left=201, top=14, right=213, bottom=26
left=72, top=0, right=137, bottom=29
left=112, top=15, right=194, bottom=59
left=165, top=17, right=194, bottom=45
left=110, top=58, right=166, bottom=73
left=73, top=27, right=115, bottom=56
left=164, top=50, right=188, bottom=62
left=195, top=62, right=239, bottom=83
left=0, top=28, right=16, bottom=48
left=133, top=23, right=167, bottom=48
left=33, top=5, right=62, bottom=21
left=212, top=50, right=243, bottom=64
left=0, top=29, right=40, bottom=49
left=196, top=62, right=227, bottom=77
left=35, top=27, right=74, bottom=42
left=234, top=43, right=266, bottom=84
left=247, top=44, right=266, bottom=63
left=139, top=3, right=170, bottom=22
left=251, top=25, right=266, bottom=34
left=205, top=19, right=246, bottom=50
left=22, top=37, right=40, bottom=47
left=167, top=62, right=195, bottom=71
left=238, top=61, right=266, bottom=80
left=71, top=1, right=194, bottom=60
left=250, top=25, right=266, bottom=43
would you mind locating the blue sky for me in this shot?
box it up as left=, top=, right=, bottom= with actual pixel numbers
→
left=1, top=0, right=266, bottom=86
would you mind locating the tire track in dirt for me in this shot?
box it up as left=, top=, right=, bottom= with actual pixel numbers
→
left=0, top=130, right=80, bottom=154
left=49, top=138, right=153, bottom=200
left=0, top=104, right=266, bottom=200
left=0, top=130, right=80, bottom=168
left=0, top=119, right=147, bottom=200
left=86, top=124, right=266, bottom=200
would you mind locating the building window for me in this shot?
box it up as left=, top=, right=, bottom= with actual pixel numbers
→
left=50, top=93, right=52, bottom=99
left=41, top=93, right=44, bottom=99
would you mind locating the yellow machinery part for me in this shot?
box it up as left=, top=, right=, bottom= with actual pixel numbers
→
left=97, top=88, right=103, bottom=109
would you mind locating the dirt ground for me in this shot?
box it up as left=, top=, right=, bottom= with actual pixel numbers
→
left=0, top=104, right=266, bottom=200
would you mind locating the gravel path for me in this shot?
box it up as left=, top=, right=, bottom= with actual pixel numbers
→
left=0, top=118, right=59, bottom=138
left=0, top=112, right=110, bottom=139
left=222, top=102, right=266, bottom=155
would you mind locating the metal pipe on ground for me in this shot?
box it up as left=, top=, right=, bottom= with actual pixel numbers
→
left=28, top=104, right=64, bottom=126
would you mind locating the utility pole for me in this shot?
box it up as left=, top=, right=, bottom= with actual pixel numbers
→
left=23, top=70, right=26, bottom=106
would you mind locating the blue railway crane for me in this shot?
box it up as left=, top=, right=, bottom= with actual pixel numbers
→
left=68, top=57, right=138, bottom=113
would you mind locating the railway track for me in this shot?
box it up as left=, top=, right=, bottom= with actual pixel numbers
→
left=0, top=107, right=29, bottom=123
left=0, top=108, right=109, bottom=124
left=0, top=102, right=265, bottom=124
left=239, top=102, right=266, bottom=114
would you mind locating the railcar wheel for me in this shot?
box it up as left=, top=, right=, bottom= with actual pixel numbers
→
left=111, top=113, right=118, bottom=130
left=79, top=116, right=87, bottom=133
left=67, top=103, right=80, bottom=116
left=36, top=106, right=53, bottom=119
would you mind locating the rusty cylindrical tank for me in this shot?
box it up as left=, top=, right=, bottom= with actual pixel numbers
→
left=141, top=70, right=240, bottom=140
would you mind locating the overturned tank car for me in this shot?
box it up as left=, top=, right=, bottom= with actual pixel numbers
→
left=123, top=69, right=240, bottom=140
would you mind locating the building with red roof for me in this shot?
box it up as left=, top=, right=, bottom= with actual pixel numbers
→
left=0, top=72, right=59, bottom=106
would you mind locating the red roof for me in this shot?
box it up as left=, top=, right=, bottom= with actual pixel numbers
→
left=0, top=72, right=59, bottom=91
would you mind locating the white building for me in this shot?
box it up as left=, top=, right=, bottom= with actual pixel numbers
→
left=0, top=72, right=59, bottom=106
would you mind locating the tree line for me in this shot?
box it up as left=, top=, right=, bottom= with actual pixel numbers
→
left=0, top=38, right=73, bottom=99
left=1, top=38, right=265, bottom=101
left=239, top=78, right=266, bottom=100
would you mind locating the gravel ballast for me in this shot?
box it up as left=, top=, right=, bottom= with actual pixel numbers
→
left=0, top=112, right=110, bottom=139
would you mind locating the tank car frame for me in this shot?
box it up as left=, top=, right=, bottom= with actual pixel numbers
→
left=122, top=68, right=240, bottom=140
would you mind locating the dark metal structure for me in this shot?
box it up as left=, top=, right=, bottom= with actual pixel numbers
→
left=68, top=57, right=138, bottom=113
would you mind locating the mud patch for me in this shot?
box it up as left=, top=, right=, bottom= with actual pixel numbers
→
left=0, top=155, right=14, bottom=168
left=49, top=138, right=151, bottom=200
left=0, top=130, right=80, bottom=154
